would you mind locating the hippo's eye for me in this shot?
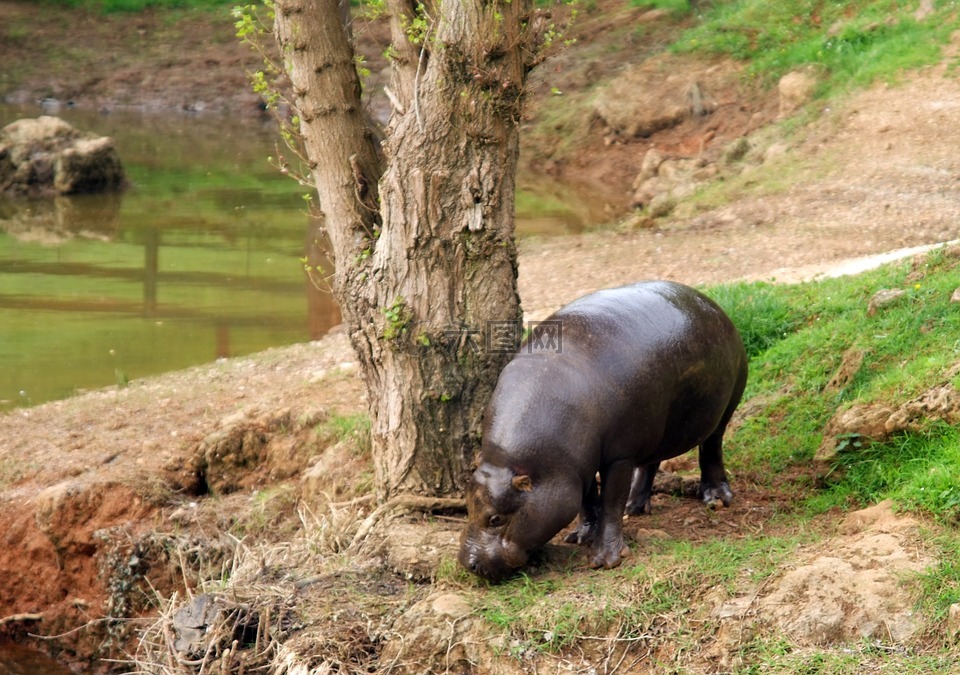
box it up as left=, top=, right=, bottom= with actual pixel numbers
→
left=488, top=514, right=504, bottom=527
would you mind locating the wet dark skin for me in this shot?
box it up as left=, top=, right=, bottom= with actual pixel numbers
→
left=459, top=281, right=748, bottom=581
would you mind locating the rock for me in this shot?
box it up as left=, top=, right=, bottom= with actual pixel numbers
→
left=717, top=502, right=930, bottom=646
left=884, top=383, right=960, bottom=434
left=815, top=403, right=896, bottom=463
left=380, top=591, right=523, bottom=674
left=634, top=527, right=669, bottom=540
left=637, top=8, right=671, bottom=23
left=172, top=594, right=224, bottom=655
left=633, top=147, right=665, bottom=188
left=631, top=176, right=666, bottom=208
left=837, top=499, right=908, bottom=535
left=651, top=470, right=700, bottom=498
left=648, top=193, right=677, bottom=218
left=947, top=603, right=960, bottom=638
left=867, top=288, right=906, bottom=316
left=593, top=57, right=735, bottom=139
left=763, top=142, right=790, bottom=163
left=951, top=287, right=960, bottom=304
left=53, top=136, right=125, bottom=194
left=825, top=348, right=865, bottom=392
left=0, top=116, right=126, bottom=197
left=818, top=375, right=960, bottom=463
left=630, top=155, right=716, bottom=211
left=915, top=0, right=935, bottom=20
left=657, top=158, right=702, bottom=182
left=301, top=440, right=353, bottom=500
left=430, top=593, right=472, bottom=620
left=381, top=522, right=460, bottom=581
left=778, top=68, right=819, bottom=118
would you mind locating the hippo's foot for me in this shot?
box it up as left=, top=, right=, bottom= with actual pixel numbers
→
left=589, top=538, right=631, bottom=570
left=700, top=482, right=733, bottom=509
left=624, top=494, right=652, bottom=516
left=564, top=519, right=598, bottom=546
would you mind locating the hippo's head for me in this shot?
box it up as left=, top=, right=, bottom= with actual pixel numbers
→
left=458, top=462, right=580, bottom=582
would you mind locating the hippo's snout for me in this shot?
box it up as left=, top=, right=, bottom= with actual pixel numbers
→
left=458, top=527, right=528, bottom=582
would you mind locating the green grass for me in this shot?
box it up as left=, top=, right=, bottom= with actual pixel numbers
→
left=673, top=0, right=959, bottom=96
left=317, top=413, right=372, bottom=455
left=471, top=533, right=807, bottom=655
left=706, top=281, right=804, bottom=358
left=808, top=423, right=960, bottom=518
left=916, top=531, right=960, bottom=628
left=633, top=0, right=693, bottom=14
left=736, top=639, right=960, bottom=673
left=713, top=246, right=960, bottom=523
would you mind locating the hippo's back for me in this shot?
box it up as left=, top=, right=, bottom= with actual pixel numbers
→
left=545, top=281, right=741, bottom=375
left=485, top=281, right=747, bottom=466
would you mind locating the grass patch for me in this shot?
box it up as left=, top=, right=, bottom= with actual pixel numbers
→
left=673, top=0, right=957, bottom=96
left=633, top=0, right=692, bottom=14
left=736, top=639, right=960, bottom=673
left=706, top=281, right=804, bottom=358
left=317, top=412, right=372, bottom=455
left=472, top=533, right=806, bottom=660
left=916, top=531, right=960, bottom=630
left=809, top=423, right=960, bottom=517
left=717, top=246, right=960, bottom=521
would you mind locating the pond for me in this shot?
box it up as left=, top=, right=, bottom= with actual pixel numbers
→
left=0, top=104, right=611, bottom=412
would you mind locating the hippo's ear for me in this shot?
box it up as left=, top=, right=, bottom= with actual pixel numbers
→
left=511, top=475, right=533, bottom=492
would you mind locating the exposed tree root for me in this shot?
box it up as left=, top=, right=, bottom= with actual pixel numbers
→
left=350, top=495, right=465, bottom=550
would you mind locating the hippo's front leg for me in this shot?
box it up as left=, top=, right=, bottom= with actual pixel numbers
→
left=564, top=476, right=600, bottom=545
left=589, top=460, right=633, bottom=569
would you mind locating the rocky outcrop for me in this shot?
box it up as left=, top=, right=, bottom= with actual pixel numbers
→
left=817, top=369, right=960, bottom=462
left=0, top=116, right=126, bottom=197
left=712, top=501, right=929, bottom=660
left=777, top=67, right=819, bottom=118
left=592, top=56, right=739, bottom=141
left=630, top=147, right=719, bottom=213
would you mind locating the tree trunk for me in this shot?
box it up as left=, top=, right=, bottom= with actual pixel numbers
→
left=275, top=0, right=529, bottom=500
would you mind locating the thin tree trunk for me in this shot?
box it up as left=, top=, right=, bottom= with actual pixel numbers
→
left=276, top=0, right=529, bottom=500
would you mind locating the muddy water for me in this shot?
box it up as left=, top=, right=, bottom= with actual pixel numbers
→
left=0, top=104, right=610, bottom=411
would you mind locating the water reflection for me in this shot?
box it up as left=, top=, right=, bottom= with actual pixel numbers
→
left=0, top=104, right=610, bottom=411
left=0, top=103, right=340, bottom=410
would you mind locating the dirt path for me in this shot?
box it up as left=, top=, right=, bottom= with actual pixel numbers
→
left=519, top=49, right=960, bottom=315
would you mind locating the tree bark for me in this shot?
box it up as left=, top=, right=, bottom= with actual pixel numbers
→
left=275, top=0, right=529, bottom=500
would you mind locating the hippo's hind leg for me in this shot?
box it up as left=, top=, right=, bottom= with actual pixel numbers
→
left=700, top=358, right=746, bottom=508
left=564, top=475, right=601, bottom=545
left=698, top=426, right=733, bottom=508
left=625, top=461, right=660, bottom=516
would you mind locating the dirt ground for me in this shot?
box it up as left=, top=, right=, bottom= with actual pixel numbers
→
left=3, top=0, right=960, bottom=670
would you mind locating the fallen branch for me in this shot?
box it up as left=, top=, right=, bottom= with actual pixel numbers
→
left=350, top=495, right=465, bottom=550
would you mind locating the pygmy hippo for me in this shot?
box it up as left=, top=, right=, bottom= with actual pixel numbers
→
left=458, top=280, right=748, bottom=581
